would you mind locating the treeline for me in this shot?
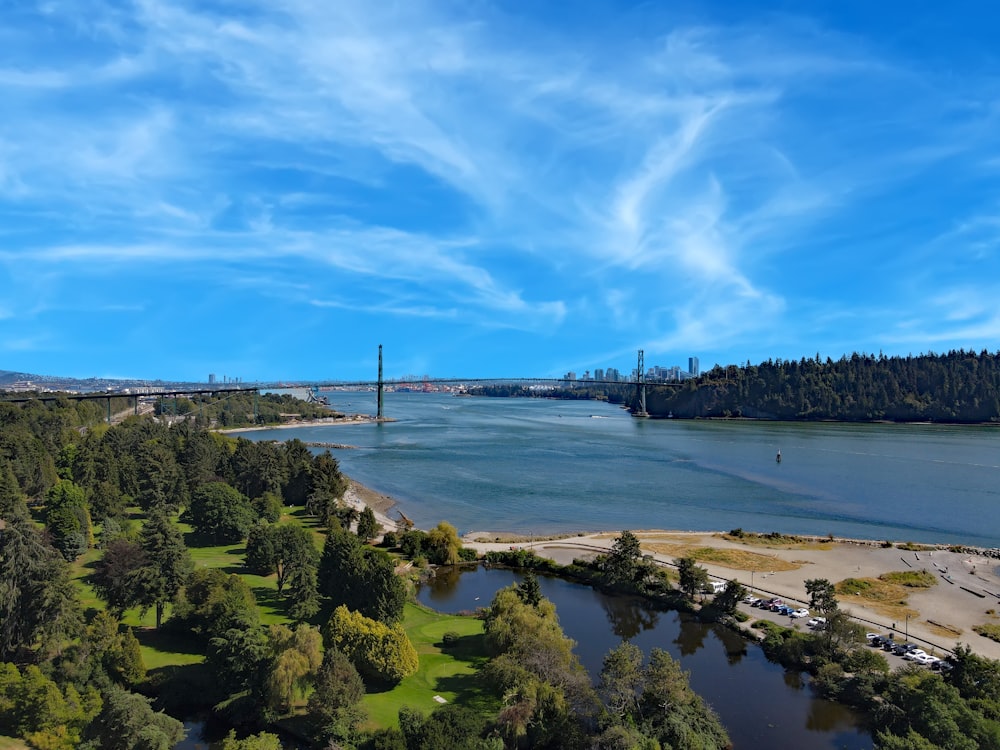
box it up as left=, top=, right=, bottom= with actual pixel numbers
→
left=645, top=349, right=1000, bottom=422
left=473, top=350, right=1000, bottom=422
left=469, top=384, right=633, bottom=405
left=154, top=391, right=334, bottom=427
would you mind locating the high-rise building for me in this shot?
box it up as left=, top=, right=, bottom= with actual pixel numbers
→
left=594, top=368, right=605, bottom=382
left=688, top=357, right=700, bottom=376
left=208, top=373, right=216, bottom=384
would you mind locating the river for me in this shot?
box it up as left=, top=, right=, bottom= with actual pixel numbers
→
left=245, top=392, right=1000, bottom=547
left=418, top=565, right=872, bottom=749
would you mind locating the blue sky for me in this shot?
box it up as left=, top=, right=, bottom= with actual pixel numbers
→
left=2, top=0, right=999, bottom=382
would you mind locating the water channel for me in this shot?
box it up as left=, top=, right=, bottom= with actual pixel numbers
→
left=418, top=565, right=872, bottom=749
left=249, top=392, right=1000, bottom=547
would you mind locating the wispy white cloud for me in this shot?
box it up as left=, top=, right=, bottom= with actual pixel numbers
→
left=2, top=1, right=1000, bottom=378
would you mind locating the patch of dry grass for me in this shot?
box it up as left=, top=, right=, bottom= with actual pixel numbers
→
left=925, top=620, right=963, bottom=638
left=642, top=543, right=801, bottom=572
left=835, top=576, right=919, bottom=621
left=973, top=623, right=1000, bottom=643
left=716, top=532, right=833, bottom=551
left=880, top=570, right=937, bottom=588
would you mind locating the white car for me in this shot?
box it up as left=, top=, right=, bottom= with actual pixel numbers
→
left=902, top=649, right=927, bottom=661
left=919, top=655, right=941, bottom=668
left=790, top=608, right=810, bottom=618
left=807, top=617, right=827, bottom=629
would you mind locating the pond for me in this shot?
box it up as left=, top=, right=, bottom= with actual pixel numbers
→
left=418, top=565, right=872, bottom=750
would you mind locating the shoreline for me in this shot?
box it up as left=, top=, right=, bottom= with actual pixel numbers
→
left=336, top=475, right=1000, bottom=660
left=218, top=414, right=391, bottom=433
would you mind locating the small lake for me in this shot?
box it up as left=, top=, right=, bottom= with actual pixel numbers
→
left=418, top=565, right=872, bottom=750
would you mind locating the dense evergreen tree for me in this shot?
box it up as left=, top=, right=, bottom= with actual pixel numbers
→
left=0, top=511, right=82, bottom=661
left=91, top=539, right=148, bottom=617
left=186, top=481, right=255, bottom=542
left=319, top=527, right=406, bottom=624
left=676, top=556, right=709, bottom=600
left=136, top=510, right=193, bottom=628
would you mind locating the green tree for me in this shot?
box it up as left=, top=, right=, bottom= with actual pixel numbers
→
left=83, top=684, right=184, bottom=750
left=517, top=570, right=543, bottom=607
left=426, top=521, right=461, bottom=565
left=0, top=512, right=82, bottom=661
left=186, top=482, right=255, bottom=542
left=600, top=641, right=643, bottom=721
left=264, top=624, right=322, bottom=714
left=174, top=568, right=259, bottom=639
left=640, top=648, right=730, bottom=749
left=220, top=730, right=282, bottom=750
left=357, top=505, right=380, bottom=541
left=245, top=523, right=317, bottom=595
left=91, top=539, right=147, bottom=617
left=136, top=510, right=193, bottom=628
left=805, top=578, right=839, bottom=616
left=712, top=579, right=747, bottom=616
left=676, top=556, right=709, bottom=600
left=307, top=647, right=366, bottom=745
left=319, top=528, right=406, bottom=624
left=606, top=530, right=641, bottom=586
left=44, top=479, right=93, bottom=561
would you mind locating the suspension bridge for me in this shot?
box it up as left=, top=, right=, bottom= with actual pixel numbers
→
left=1, top=347, right=681, bottom=422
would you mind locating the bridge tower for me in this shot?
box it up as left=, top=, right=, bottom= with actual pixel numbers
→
left=377, top=344, right=384, bottom=421
left=634, top=349, right=649, bottom=418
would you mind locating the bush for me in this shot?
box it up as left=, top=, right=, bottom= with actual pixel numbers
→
left=442, top=631, right=461, bottom=646
left=323, top=606, right=418, bottom=683
left=457, top=547, right=478, bottom=562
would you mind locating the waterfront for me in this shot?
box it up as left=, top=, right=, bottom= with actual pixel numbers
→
left=417, top=566, right=872, bottom=750
left=245, top=392, right=1000, bottom=547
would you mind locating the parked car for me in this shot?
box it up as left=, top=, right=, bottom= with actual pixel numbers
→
left=893, top=643, right=919, bottom=656
left=807, top=616, right=827, bottom=629
left=921, top=656, right=941, bottom=668
left=790, top=608, right=810, bottom=618
left=902, top=649, right=927, bottom=661
left=882, top=639, right=897, bottom=651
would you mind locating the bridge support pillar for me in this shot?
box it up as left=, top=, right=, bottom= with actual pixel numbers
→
left=377, top=344, right=384, bottom=420
left=634, top=349, right=649, bottom=418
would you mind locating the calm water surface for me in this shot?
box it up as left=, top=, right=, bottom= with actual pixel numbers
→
left=248, top=392, right=1000, bottom=546
left=418, top=566, right=871, bottom=750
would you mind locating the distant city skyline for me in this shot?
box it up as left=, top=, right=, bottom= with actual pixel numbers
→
left=2, top=2, right=1000, bottom=382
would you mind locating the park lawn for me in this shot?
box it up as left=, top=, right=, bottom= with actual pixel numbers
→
left=0, top=735, right=30, bottom=750
left=362, top=602, right=497, bottom=729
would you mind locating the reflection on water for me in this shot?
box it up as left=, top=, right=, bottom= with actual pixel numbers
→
left=602, top=595, right=660, bottom=639
left=674, top=614, right=711, bottom=656
left=418, top=565, right=872, bottom=750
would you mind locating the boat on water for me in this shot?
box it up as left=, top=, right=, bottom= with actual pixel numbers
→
left=776, top=449, right=782, bottom=463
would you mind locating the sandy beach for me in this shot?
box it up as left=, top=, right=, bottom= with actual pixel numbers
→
left=220, top=415, right=387, bottom=433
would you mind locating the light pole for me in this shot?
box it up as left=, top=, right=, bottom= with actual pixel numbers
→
left=750, top=569, right=755, bottom=596
left=905, top=614, right=909, bottom=643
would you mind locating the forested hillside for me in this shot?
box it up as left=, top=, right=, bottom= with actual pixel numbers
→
left=648, top=350, right=1000, bottom=422
left=0, top=397, right=733, bottom=749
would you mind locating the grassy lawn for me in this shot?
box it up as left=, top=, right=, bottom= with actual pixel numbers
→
left=362, top=602, right=496, bottom=729
left=0, top=736, right=30, bottom=750
left=67, top=506, right=501, bottom=731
